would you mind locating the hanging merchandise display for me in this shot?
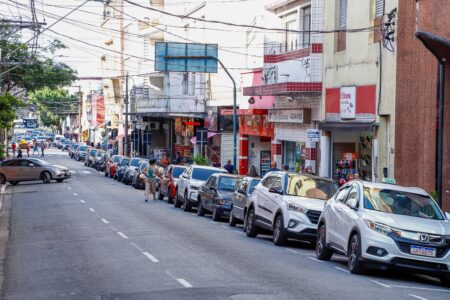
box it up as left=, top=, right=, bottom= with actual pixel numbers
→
left=335, top=155, right=357, bottom=186
left=359, top=136, right=372, bottom=181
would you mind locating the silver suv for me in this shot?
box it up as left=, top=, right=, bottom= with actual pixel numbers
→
left=316, top=180, right=450, bottom=286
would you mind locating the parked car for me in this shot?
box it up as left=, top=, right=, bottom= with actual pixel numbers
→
left=132, top=160, right=149, bottom=189
left=197, top=174, right=241, bottom=221
left=123, top=157, right=143, bottom=185
left=175, top=165, right=227, bottom=211
left=57, top=138, right=67, bottom=149
left=0, top=158, right=71, bottom=184
left=92, top=150, right=107, bottom=170
left=229, top=177, right=261, bottom=227
left=158, top=165, right=187, bottom=203
left=74, top=145, right=88, bottom=161
left=245, top=172, right=338, bottom=246
left=62, top=140, right=73, bottom=151
left=69, top=144, right=79, bottom=158
left=115, top=157, right=130, bottom=181
left=85, top=148, right=98, bottom=167
left=316, top=180, right=450, bottom=285
left=53, top=135, right=64, bottom=147
left=105, top=155, right=123, bottom=178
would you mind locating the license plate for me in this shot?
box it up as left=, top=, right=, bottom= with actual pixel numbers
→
left=410, top=245, right=436, bottom=257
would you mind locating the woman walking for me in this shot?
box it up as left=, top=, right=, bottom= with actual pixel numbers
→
left=144, top=159, right=158, bottom=202
left=25, top=143, right=30, bottom=157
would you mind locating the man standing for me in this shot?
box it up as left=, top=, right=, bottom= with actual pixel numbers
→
left=25, top=143, right=30, bottom=157
left=40, top=142, right=46, bottom=158
left=11, top=142, right=17, bottom=157
left=267, top=161, right=280, bottom=173
left=223, top=159, right=234, bottom=174
left=32, top=139, right=39, bottom=155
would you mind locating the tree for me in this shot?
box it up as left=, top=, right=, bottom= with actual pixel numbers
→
left=0, top=92, right=24, bottom=129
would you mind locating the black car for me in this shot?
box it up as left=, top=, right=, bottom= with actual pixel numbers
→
left=197, top=174, right=241, bottom=221
left=229, top=177, right=261, bottom=227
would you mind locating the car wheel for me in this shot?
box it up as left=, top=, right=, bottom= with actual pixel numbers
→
left=197, top=198, right=205, bottom=216
left=348, top=233, right=365, bottom=274
left=41, top=172, right=51, bottom=184
left=229, top=209, right=237, bottom=227
left=212, top=206, right=221, bottom=221
left=167, top=195, right=174, bottom=204
left=316, top=224, right=333, bottom=260
left=174, top=189, right=182, bottom=208
left=245, top=208, right=258, bottom=238
left=273, top=214, right=288, bottom=246
left=158, top=190, right=164, bottom=200
left=439, top=275, right=450, bottom=287
left=56, top=179, right=64, bottom=183
left=9, top=181, right=19, bottom=186
left=0, top=174, right=6, bottom=184
left=104, top=172, right=108, bottom=177
left=183, top=191, right=192, bottom=212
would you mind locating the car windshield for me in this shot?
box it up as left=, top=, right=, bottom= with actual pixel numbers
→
left=172, top=167, right=186, bottom=177
left=286, top=175, right=338, bottom=200
left=248, top=179, right=261, bottom=195
left=121, top=159, right=129, bottom=166
left=113, top=156, right=122, bottom=163
left=130, top=158, right=140, bottom=167
left=79, top=146, right=87, bottom=151
left=218, top=176, right=239, bottom=191
left=29, top=158, right=51, bottom=166
left=96, top=152, right=103, bottom=157
left=90, top=150, right=96, bottom=155
left=192, top=168, right=224, bottom=181
left=363, top=188, right=444, bottom=220
left=140, top=162, right=148, bottom=170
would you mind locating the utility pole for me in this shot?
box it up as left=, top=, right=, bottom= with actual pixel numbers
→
left=124, top=73, right=129, bottom=156
left=78, top=86, right=83, bottom=142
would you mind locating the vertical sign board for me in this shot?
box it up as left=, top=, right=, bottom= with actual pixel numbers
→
left=340, top=86, right=356, bottom=119
left=155, top=42, right=218, bottom=73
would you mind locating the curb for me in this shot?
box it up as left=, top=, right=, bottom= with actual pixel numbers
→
left=0, top=184, right=6, bottom=211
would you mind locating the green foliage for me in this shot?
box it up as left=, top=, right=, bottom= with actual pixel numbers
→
left=193, top=154, right=208, bottom=166
left=0, top=143, right=6, bottom=160
left=430, top=191, right=438, bottom=202
left=0, top=25, right=77, bottom=93
left=0, top=92, right=24, bottom=129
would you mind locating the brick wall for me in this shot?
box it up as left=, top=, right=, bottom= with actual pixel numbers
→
left=395, top=0, right=450, bottom=210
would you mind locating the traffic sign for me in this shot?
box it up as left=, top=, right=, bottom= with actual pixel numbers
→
left=307, top=129, right=320, bottom=142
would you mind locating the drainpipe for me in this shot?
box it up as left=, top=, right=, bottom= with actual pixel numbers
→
left=437, top=62, right=445, bottom=208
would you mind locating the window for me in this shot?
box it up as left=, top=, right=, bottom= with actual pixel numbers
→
left=335, top=186, right=350, bottom=203
left=239, top=179, right=248, bottom=193
left=272, top=176, right=283, bottom=190
left=337, top=0, right=347, bottom=51
left=188, top=73, right=195, bottom=96
left=172, top=167, right=185, bottom=178
left=191, top=168, right=225, bottom=181
left=302, top=6, right=311, bottom=47
left=1, top=160, right=20, bottom=166
left=248, top=179, right=261, bottom=195
left=375, top=0, right=384, bottom=17
left=218, top=176, right=239, bottom=191
left=286, top=175, right=338, bottom=200
left=285, top=20, right=298, bottom=52
left=262, top=175, right=276, bottom=188
left=345, top=187, right=358, bottom=204
left=182, top=73, right=189, bottom=95
left=206, top=176, right=215, bottom=187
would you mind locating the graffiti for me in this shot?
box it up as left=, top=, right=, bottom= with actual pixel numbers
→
left=299, top=57, right=311, bottom=81
left=263, top=64, right=278, bottom=84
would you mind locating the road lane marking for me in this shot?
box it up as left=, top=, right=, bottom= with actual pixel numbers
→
left=73, top=193, right=78, bottom=196
left=142, top=251, right=159, bottom=263
left=67, top=187, right=71, bottom=190
left=89, top=208, right=95, bottom=213
left=334, top=266, right=350, bottom=273
left=176, top=278, right=193, bottom=288
left=387, top=285, right=449, bottom=293
left=409, top=295, right=428, bottom=300
left=101, top=218, right=109, bottom=224
left=82, top=171, right=91, bottom=174
left=285, top=248, right=298, bottom=254
left=370, top=280, right=391, bottom=288
left=109, top=226, right=117, bottom=231
left=117, top=232, right=128, bottom=239
left=130, top=242, right=143, bottom=251
left=308, top=256, right=323, bottom=263
left=80, top=200, right=85, bottom=204
left=222, top=225, right=229, bottom=229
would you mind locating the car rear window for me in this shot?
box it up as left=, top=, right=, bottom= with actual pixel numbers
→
left=121, top=159, right=129, bottom=166
left=113, top=156, right=122, bottom=163
left=172, top=167, right=186, bottom=178
left=286, top=175, right=338, bottom=200
left=90, top=150, right=96, bottom=155
left=130, top=158, right=140, bottom=167
left=218, top=176, right=240, bottom=191
left=192, top=168, right=225, bottom=181
left=79, top=146, right=87, bottom=151
left=248, top=179, right=261, bottom=194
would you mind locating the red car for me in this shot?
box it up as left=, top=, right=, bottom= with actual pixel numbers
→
left=105, top=155, right=123, bottom=178
left=158, top=165, right=187, bottom=203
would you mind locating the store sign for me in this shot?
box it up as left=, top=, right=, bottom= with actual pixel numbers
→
left=307, top=129, right=320, bottom=142
left=184, top=121, right=200, bottom=126
left=340, top=87, right=356, bottom=119
left=268, top=109, right=307, bottom=123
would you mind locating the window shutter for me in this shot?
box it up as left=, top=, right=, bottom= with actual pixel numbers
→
left=339, top=0, right=347, bottom=29
left=375, top=0, right=384, bottom=17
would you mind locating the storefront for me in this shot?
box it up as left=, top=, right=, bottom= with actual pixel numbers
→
left=319, top=85, right=377, bottom=185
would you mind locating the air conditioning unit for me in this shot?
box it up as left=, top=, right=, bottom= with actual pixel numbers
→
left=147, top=122, right=160, bottom=130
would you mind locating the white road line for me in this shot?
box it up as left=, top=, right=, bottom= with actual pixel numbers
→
left=409, top=294, right=428, bottom=300
left=222, top=225, right=228, bottom=229
left=370, top=280, right=391, bottom=288
left=130, top=242, right=143, bottom=252
left=109, top=225, right=117, bottom=231
left=89, top=208, right=95, bottom=213
left=73, top=193, right=78, bottom=196
left=285, top=248, right=298, bottom=254
left=82, top=170, right=91, bottom=174
left=142, top=251, right=159, bottom=263
left=334, top=266, right=350, bottom=273
left=101, top=218, right=109, bottom=224
left=80, top=199, right=85, bottom=204
left=176, top=278, right=193, bottom=288
left=387, top=285, right=449, bottom=293
left=308, top=256, right=323, bottom=263
left=117, top=232, right=128, bottom=239
left=67, top=187, right=71, bottom=190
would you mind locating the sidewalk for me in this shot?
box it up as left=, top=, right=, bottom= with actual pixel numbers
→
left=0, top=183, right=11, bottom=295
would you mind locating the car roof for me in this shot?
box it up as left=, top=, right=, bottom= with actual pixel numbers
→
left=357, top=180, right=429, bottom=196
left=214, top=173, right=241, bottom=178
left=270, top=171, right=336, bottom=183
left=190, top=165, right=227, bottom=172
left=170, top=164, right=187, bottom=169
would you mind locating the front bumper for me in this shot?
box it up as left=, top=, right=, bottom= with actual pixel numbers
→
left=284, top=210, right=319, bottom=241
left=215, top=204, right=232, bottom=217
left=54, top=171, right=71, bottom=179
left=188, top=189, right=199, bottom=203
left=360, top=225, right=450, bottom=275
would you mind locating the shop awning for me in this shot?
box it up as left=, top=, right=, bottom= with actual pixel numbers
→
left=190, top=132, right=218, bottom=144
left=318, top=121, right=378, bottom=132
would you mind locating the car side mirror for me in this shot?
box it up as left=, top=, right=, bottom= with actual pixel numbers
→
left=346, top=198, right=358, bottom=210
left=269, top=187, right=283, bottom=195
left=238, top=189, right=246, bottom=195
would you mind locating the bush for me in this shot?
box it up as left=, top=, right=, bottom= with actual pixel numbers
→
left=430, top=191, right=438, bottom=202
left=193, top=154, right=208, bottom=166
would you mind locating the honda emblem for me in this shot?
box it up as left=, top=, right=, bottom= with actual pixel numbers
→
left=419, top=233, right=430, bottom=243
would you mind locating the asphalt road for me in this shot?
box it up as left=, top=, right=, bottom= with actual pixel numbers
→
left=1, top=149, right=449, bottom=300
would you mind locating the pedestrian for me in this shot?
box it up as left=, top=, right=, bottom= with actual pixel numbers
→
left=32, top=139, right=39, bottom=155
left=283, top=164, right=289, bottom=172
left=17, top=149, right=23, bottom=158
left=40, top=142, right=46, bottom=157
left=25, top=143, right=30, bottom=157
left=267, top=161, right=280, bottom=173
left=223, top=159, right=234, bottom=174
left=305, top=166, right=315, bottom=175
left=144, top=159, right=159, bottom=202
left=11, top=142, right=17, bottom=157
left=175, top=151, right=183, bottom=164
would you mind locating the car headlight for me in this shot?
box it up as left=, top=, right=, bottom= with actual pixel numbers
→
left=364, top=220, right=395, bottom=236
left=286, top=201, right=306, bottom=213
left=190, top=185, right=199, bottom=190
left=53, top=168, right=62, bottom=172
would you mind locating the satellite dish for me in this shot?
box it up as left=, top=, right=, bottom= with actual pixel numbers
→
left=285, top=96, right=294, bottom=103
left=248, top=97, right=255, bottom=104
